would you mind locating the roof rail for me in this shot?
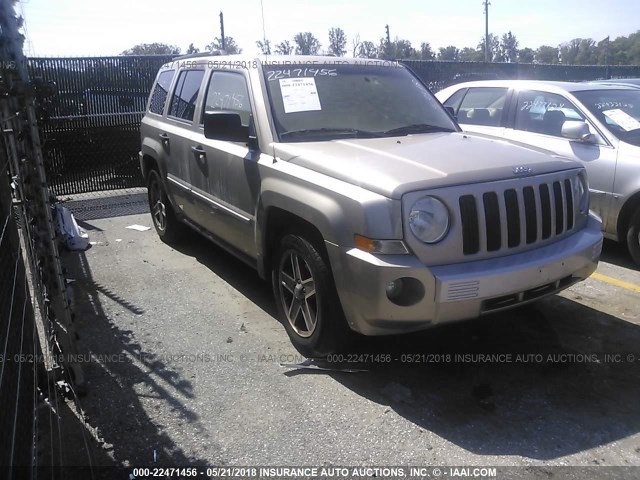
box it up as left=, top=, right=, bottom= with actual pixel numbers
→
left=174, top=49, right=228, bottom=60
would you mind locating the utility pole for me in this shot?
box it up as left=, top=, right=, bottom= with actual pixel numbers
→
left=385, top=24, right=391, bottom=59
left=220, top=11, right=226, bottom=51
left=483, top=0, right=490, bottom=62
left=604, top=35, right=610, bottom=79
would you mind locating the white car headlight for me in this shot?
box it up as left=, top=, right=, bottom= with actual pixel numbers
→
left=409, top=196, right=450, bottom=243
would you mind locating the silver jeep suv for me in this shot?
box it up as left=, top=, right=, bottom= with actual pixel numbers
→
left=140, top=54, right=603, bottom=357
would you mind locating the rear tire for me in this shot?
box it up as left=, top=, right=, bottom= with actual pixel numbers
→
left=147, top=169, right=183, bottom=244
left=272, top=233, right=350, bottom=358
left=626, top=208, right=640, bottom=268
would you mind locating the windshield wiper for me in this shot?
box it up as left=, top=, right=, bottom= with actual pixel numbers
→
left=383, top=124, right=455, bottom=136
left=279, top=128, right=382, bottom=140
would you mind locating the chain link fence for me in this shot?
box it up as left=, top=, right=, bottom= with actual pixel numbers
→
left=29, top=56, right=173, bottom=197
left=1, top=1, right=97, bottom=475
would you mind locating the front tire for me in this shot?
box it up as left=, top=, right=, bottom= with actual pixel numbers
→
left=626, top=209, right=640, bottom=267
left=147, top=169, right=183, bottom=244
left=272, top=234, right=350, bottom=357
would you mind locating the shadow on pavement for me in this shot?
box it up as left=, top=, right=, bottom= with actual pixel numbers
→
left=167, top=227, right=640, bottom=461
left=170, top=231, right=277, bottom=318
left=324, top=299, right=640, bottom=461
left=600, top=238, right=638, bottom=271
left=62, top=248, right=215, bottom=467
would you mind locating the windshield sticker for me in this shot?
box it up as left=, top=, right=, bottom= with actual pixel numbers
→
left=279, top=77, right=322, bottom=113
left=603, top=109, right=640, bottom=131
left=267, top=68, right=337, bottom=81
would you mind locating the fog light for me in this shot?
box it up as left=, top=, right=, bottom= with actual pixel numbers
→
left=386, top=279, right=404, bottom=300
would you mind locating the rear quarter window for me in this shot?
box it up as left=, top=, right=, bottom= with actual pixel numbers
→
left=148, top=70, right=175, bottom=115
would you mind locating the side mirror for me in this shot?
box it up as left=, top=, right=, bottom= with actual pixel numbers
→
left=561, top=120, right=594, bottom=143
left=203, top=111, right=249, bottom=143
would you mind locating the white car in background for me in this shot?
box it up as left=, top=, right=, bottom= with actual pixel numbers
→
left=436, top=80, right=640, bottom=267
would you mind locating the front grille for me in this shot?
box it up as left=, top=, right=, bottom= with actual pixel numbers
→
left=459, top=178, right=577, bottom=256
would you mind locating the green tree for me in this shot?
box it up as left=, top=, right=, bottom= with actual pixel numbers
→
left=186, top=43, right=199, bottom=55
left=559, top=38, right=581, bottom=64
left=206, top=36, right=242, bottom=54
left=499, top=31, right=519, bottom=62
left=120, top=43, right=180, bottom=55
left=626, top=31, right=640, bottom=64
left=256, top=39, right=271, bottom=55
left=378, top=37, right=415, bottom=59
left=357, top=40, right=378, bottom=58
left=274, top=40, right=294, bottom=55
left=351, top=33, right=361, bottom=57
left=518, top=47, right=535, bottom=63
left=419, top=42, right=435, bottom=60
left=574, top=38, right=598, bottom=65
left=437, top=45, right=460, bottom=61
left=328, top=27, right=347, bottom=56
left=477, top=33, right=500, bottom=62
left=535, top=45, right=560, bottom=64
left=459, top=47, right=483, bottom=61
left=293, top=32, right=321, bottom=55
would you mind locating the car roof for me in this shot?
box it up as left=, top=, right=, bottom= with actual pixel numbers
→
left=589, top=78, right=640, bottom=88
left=442, top=79, right=638, bottom=94
left=159, top=54, right=396, bottom=70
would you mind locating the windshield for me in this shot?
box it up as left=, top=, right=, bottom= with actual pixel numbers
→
left=573, top=89, right=640, bottom=147
left=262, top=62, right=458, bottom=142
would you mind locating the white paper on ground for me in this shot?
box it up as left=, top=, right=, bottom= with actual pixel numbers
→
left=125, top=224, right=151, bottom=232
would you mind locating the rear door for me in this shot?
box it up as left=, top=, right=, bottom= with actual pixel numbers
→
left=164, top=68, right=206, bottom=220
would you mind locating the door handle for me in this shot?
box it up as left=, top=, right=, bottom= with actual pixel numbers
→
left=159, top=133, right=170, bottom=146
left=191, top=145, right=206, bottom=157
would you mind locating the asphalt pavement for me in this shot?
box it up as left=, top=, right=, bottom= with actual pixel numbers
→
left=62, top=210, right=640, bottom=472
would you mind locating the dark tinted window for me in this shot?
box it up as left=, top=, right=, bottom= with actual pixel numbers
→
left=149, top=70, right=175, bottom=115
left=169, top=70, right=205, bottom=121
left=458, top=87, right=508, bottom=126
left=203, top=72, right=251, bottom=126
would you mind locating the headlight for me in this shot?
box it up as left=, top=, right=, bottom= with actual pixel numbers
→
left=573, top=172, right=589, bottom=214
left=409, top=196, right=450, bottom=243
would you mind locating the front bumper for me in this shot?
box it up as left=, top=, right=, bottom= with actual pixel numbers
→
left=326, top=215, right=603, bottom=336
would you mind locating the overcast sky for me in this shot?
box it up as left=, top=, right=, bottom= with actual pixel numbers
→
left=18, top=0, right=640, bottom=57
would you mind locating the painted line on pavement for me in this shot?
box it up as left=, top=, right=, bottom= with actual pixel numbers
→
left=591, top=272, right=640, bottom=294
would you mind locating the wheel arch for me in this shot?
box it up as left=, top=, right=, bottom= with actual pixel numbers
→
left=259, top=205, right=333, bottom=280
left=617, top=190, right=640, bottom=244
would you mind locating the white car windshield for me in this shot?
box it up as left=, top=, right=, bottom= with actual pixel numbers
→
left=573, top=89, right=640, bottom=147
left=262, top=62, right=457, bottom=142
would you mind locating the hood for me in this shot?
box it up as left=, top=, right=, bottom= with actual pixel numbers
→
left=272, top=132, right=579, bottom=199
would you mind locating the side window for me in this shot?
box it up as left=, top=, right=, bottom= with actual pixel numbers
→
left=148, top=70, right=175, bottom=115
left=458, top=87, right=508, bottom=126
left=442, top=88, right=467, bottom=113
left=202, top=71, right=251, bottom=126
left=168, top=69, right=205, bottom=122
left=515, top=90, right=585, bottom=137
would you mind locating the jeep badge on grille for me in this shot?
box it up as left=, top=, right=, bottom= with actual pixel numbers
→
left=513, top=166, right=533, bottom=174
